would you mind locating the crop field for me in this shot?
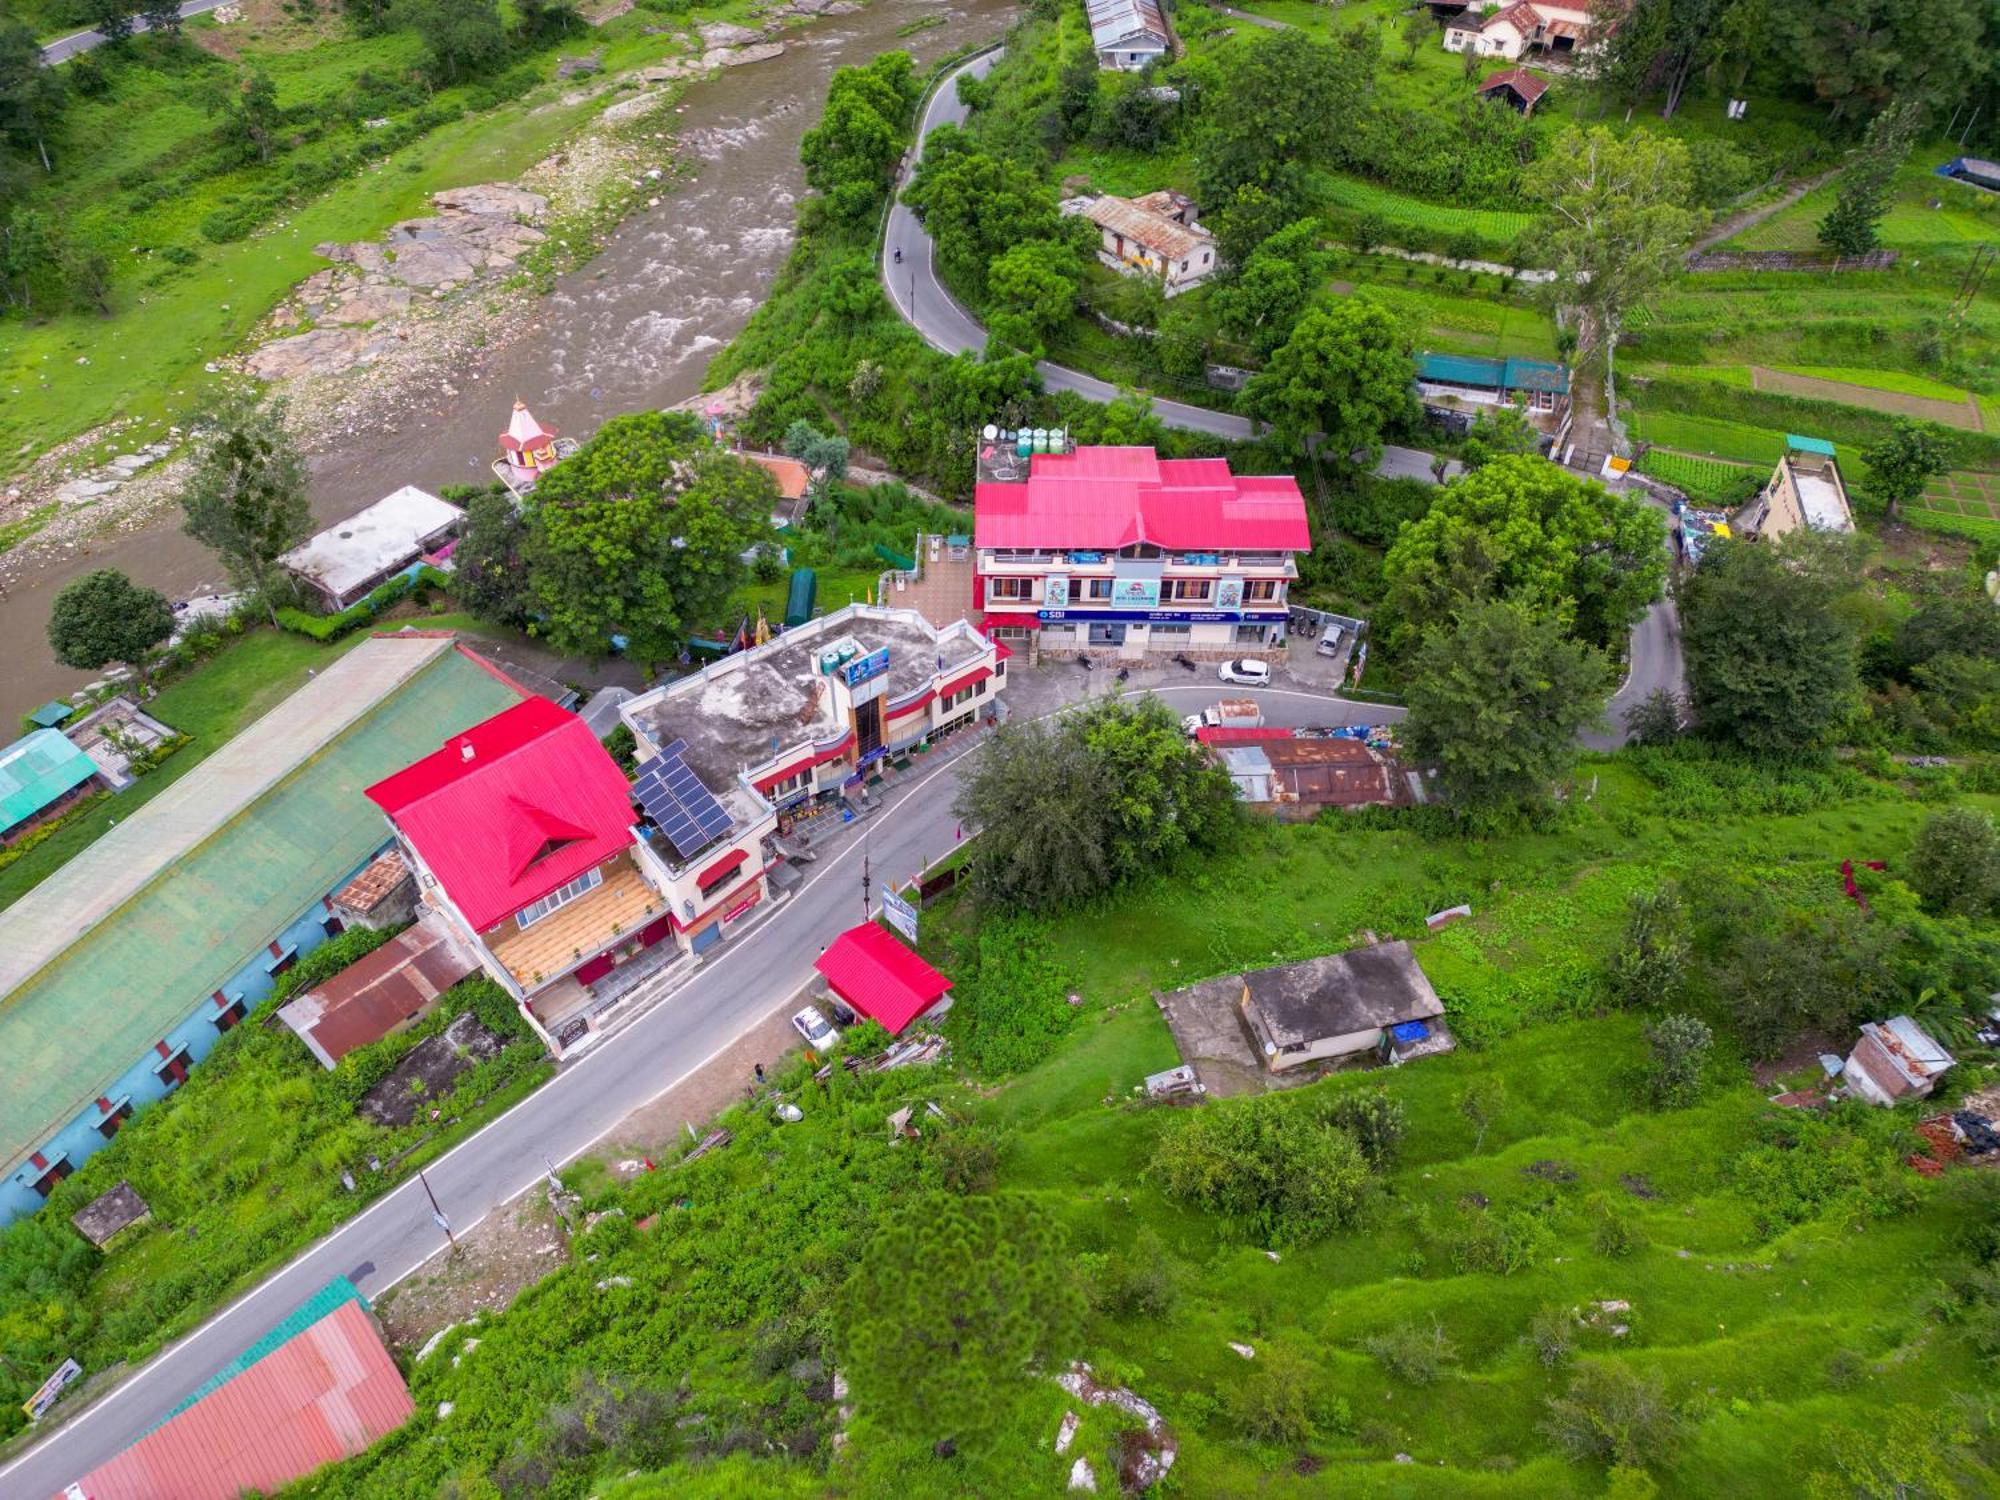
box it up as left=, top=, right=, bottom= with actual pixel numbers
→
left=1724, top=160, right=2000, bottom=253
left=1913, top=469, right=2000, bottom=544
left=1634, top=449, right=1762, bottom=506
left=1321, top=175, right=1537, bottom=248
left=1344, top=277, right=1561, bottom=360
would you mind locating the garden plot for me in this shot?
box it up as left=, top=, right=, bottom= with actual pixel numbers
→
left=1919, top=469, right=2000, bottom=522
left=1751, top=365, right=1984, bottom=430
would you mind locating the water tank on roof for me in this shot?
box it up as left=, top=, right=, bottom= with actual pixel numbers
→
left=982, top=423, right=998, bottom=441
left=1016, top=433, right=1033, bottom=459
left=837, top=642, right=858, bottom=665
left=819, top=649, right=841, bottom=675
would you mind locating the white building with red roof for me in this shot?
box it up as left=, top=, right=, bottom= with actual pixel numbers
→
left=973, top=441, right=1309, bottom=657
left=364, top=697, right=769, bottom=1054
left=1443, top=0, right=1601, bottom=60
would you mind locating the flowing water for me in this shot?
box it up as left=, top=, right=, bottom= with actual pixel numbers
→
left=0, top=0, right=1011, bottom=711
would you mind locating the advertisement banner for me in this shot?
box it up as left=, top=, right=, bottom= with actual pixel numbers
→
left=1041, top=573, right=1070, bottom=610
left=841, top=647, right=890, bottom=688
left=881, top=886, right=920, bottom=943
left=25, top=1358, right=81, bottom=1422
left=1037, top=608, right=1288, bottom=625
left=1213, top=575, right=1245, bottom=611
left=1109, top=575, right=1161, bottom=609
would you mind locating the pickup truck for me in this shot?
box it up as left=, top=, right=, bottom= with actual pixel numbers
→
left=1181, top=698, right=1264, bottom=735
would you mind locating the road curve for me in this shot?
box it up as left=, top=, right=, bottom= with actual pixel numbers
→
left=0, top=679, right=1381, bottom=1498
left=41, top=0, right=229, bottom=63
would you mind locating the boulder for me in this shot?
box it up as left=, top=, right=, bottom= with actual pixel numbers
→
left=433, top=183, right=549, bottom=221
left=380, top=239, right=483, bottom=288
left=245, top=326, right=378, bottom=381
left=696, top=19, right=761, bottom=44
left=601, top=90, right=668, bottom=125
left=719, top=41, right=785, bottom=65
left=322, top=286, right=413, bottom=324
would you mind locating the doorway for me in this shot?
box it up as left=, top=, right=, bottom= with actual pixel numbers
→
left=855, top=696, right=883, bottom=759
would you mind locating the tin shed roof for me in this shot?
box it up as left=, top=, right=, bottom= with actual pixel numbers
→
left=814, top=923, right=953, bottom=1035
left=0, top=729, right=96, bottom=831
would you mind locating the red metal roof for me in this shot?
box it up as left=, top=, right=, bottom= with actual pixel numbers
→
left=1479, top=67, right=1549, bottom=103
left=697, top=847, right=749, bottom=885
left=364, top=698, right=637, bottom=932
left=974, top=446, right=1310, bottom=552
left=814, top=923, right=952, bottom=1036
left=68, top=1300, right=413, bottom=1500
left=1196, top=726, right=1296, bottom=745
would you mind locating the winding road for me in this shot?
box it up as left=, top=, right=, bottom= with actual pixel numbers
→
left=40, top=0, right=230, bottom=63
left=882, top=46, right=1683, bottom=747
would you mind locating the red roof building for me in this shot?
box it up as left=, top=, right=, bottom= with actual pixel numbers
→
left=1477, top=67, right=1550, bottom=114
left=276, top=911, right=481, bottom=1068
left=365, top=698, right=639, bottom=934
left=973, top=444, right=1307, bottom=659
left=68, top=1299, right=413, bottom=1500
left=814, top=923, right=953, bottom=1035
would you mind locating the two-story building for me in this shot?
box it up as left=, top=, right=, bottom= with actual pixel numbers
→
left=365, top=697, right=735, bottom=1056
left=973, top=442, right=1310, bottom=658
left=620, top=604, right=1005, bottom=831
left=1443, top=0, right=1603, bottom=60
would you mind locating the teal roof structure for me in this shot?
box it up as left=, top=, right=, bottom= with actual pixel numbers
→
left=156, top=1278, right=368, bottom=1427
left=0, top=641, right=524, bottom=1175
left=1414, top=352, right=1569, bottom=396
left=28, top=702, right=75, bottom=729
left=1786, top=434, right=1837, bottom=457
left=0, top=730, right=97, bottom=832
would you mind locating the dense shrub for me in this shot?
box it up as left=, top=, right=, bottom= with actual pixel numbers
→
left=943, top=916, right=1078, bottom=1076
left=274, top=565, right=451, bottom=640
left=1150, top=1092, right=1374, bottom=1246
left=1541, top=1365, right=1684, bottom=1470
left=1360, top=1318, right=1460, bottom=1385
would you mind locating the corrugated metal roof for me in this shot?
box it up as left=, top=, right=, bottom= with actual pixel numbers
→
left=0, top=729, right=96, bottom=831
left=71, top=1298, right=411, bottom=1500
left=276, top=914, right=480, bottom=1068
left=974, top=445, right=1309, bottom=551
left=365, top=698, right=639, bottom=933
left=1086, top=0, right=1167, bottom=50
left=814, top=923, right=952, bottom=1035
left=1786, top=433, right=1837, bottom=457
left=157, top=1278, right=367, bottom=1424
left=1083, top=194, right=1211, bottom=263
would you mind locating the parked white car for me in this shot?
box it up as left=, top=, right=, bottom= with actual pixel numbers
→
left=792, top=1005, right=841, bottom=1050
left=1217, top=659, right=1271, bottom=686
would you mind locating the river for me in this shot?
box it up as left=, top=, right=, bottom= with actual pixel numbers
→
left=0, top=0, right=1012, bottom=714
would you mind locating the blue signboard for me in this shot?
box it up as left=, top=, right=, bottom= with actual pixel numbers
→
left=1037, top=608, right=1289, bottom=625
left=842, top=647, right=890, bottom=687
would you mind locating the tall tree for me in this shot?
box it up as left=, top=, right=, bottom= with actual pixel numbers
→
left=1817, top=100, right=1924, bottom=255
left=46, top=569, right=175, bottom=684
left=1596, top=0, right=1733, bottom=117
left=140, top=0, right=184, bottom=37
left=1859, top=415, right=1952, bottom=517
left=209, top=70, right=283, bottom=166
left=1770, top=0, right=1984, bottom=120
left=85, top=0, right=135, bottom=44
left=0, top=16, right=64, bottom=174
left=1680, top=534, right=1861, bottom=754
left=1528, top=127, right=1696, bottom=387
left=1382, top=454, right=1666, bottom=647
left=985, top=238, right=1083, bottom=353
left=842, top=1192, right=1084, bottom=1450
left=1212, top=216, right=1330, bottom=355
left=452, top=489, right=531, bottom=627
left=180, top=395, right=312, bottom=621
left=405, top=0, right=506, bottom=85
left=902, top=149, right=1065, bottom=300
left=1401, top=598, right=1613, bottom=810
left=1244, top=299, right=1415, bottom=462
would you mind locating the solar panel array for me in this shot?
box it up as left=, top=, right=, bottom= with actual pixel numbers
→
left=633, top=739, right=735, bottom=862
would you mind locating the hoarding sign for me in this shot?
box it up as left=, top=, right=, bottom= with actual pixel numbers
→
left=26, top=1359, right=81, bottom=1422
left=1041, top=573, right=1070, bottom=609
left=1038, top=608, right=1289, bottom=625
left=1109, top=575, right=1161, bottom=609
left=841, top=647, right=890, bottom=688
left=881, top=887, right=920, bottom=943
left=1213, top=575, right=1245, bottom=611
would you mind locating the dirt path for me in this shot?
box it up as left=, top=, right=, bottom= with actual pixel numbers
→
left=1750, top=365, right=1984, bottom=430
left=1691, top=169, right=1841, bottom=254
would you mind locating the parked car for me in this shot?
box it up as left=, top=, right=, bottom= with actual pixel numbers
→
left=827, top=998, right=858, bottom=1028
left=1315, top=623, right=1346, bottom=657
left=792, top=1005, right=841, bottom=1050
left=1218, top=659, right=1270, bottom=686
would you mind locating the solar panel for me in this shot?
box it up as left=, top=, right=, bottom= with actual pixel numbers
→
left=633, top=739, right=735, bottom=863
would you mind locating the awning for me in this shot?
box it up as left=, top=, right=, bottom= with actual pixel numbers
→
left=814, top=923, right=952, bottom=1036
left=753, top=731, right=854, bottom=794
left=697, top=847, right=748, bottom=885
left=939, top=665, right=993, bottom=698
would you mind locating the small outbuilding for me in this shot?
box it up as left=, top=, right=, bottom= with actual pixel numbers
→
left=328, top=847, right=420, bottom=932
left=1087, top=0, right=1170, bottom=69
left=279, top=486, right=463, bottom=611
left=0, top=729, right=101, bottom=843
left=71, top=1181, right=150, bottom=1248
left=1844, top=1015, right=1954, bottom=1107
left=814, top=923, right=954, bottom=1036
left=1240, top=940, right=1445, bottom=1072
left=1064, top=190, right=1217, bottom=295
left=1477, top=67, right=1549, bottom=114
left=278, top=912, right=481, bottom=1068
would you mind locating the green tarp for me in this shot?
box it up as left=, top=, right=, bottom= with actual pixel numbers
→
left=28, top=702, right=75, bottom=729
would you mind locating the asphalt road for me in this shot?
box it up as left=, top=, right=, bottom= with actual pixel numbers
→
left=41, top=0, right=228, bottom=63
left=0, top=678, right=1387, bottom=1499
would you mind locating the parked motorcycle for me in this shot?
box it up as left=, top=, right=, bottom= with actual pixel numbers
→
left=1115, top=667, right=1130, bottom=683
left=1076, top=654, right=1093, bottom=669
left=1172, top=653, right=1197, bottom=672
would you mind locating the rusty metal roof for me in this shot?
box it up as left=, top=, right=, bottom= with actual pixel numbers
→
left=276, top=911, right=480, bottom=1068
left=68, top=1299, right=412, bottom=1500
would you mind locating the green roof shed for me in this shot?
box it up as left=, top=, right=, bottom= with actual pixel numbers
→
left=0, top=730, right=97, bottom=834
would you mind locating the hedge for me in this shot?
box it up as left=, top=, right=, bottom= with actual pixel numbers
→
left=276, top=565, right=452, bottom=641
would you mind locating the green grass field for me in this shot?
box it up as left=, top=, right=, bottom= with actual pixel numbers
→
left=1322, top=174, right=1536, bottom=249
left=1623, top=409, right=1788, bottom=467
left=1635, top=448, right=1762, bottom=506
left=1726, top=158, right=2000, bottom=254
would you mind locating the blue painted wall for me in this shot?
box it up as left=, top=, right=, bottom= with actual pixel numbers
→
left=0, top=845, right=389, bottom=1229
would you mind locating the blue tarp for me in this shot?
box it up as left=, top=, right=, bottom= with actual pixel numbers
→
left=1390, top=1020, right=1431, bottom=1044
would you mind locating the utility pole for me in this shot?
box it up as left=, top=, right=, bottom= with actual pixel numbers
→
left=861, top=836, right=872, bottom=920
left=417, top=1167, right=455, bottom=1252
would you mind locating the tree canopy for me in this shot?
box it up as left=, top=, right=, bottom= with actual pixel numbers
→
left=180, top=394, right=312, bottom=620
left=1401, top=599, right=1613, bottom=809
left=520, top=412, right=776, bottom=668
left=1212, top=217, right=1331, bottom=356
left=46, top=568, right=175, bottom=678
left=841, top=1192, right=1083, bottom=1449
left=1859, top=417, right=1952, bottom=517
left=801, top=52, right=918, bottom=224
left=1681, top=535, right=1861, bottom=755
left=1817, top=100, right=1923, bottom=256
left=955, top=696, right=1237, bottom=912
left=1244, top=299, right=1415, bottom=461
left=1382, top=455, right=1666, bottom=648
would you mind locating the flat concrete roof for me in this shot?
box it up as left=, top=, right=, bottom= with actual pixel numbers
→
left=627, top=606, right=985, bottom=792
left=0, top=635, right=525, bottom=1175
left=280, top=486, right=461, bottom=603
left=1242, top=941, right=1443, bottom=1045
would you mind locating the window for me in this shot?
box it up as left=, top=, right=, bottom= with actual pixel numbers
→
left=1165, top=579, right=1212, bottom=602
left=97, top=1101, right=132, bottom=1139
left=31, top=1158, right=72, bottom=1198
left=214, top=997, right=247, bottom=1033
left=1245, top=580, right=1280, bottom=601
left=1531, top=388, right=1557, bottom=411
left=1067, top=578, right=1112, bottom=602
left=767, top=769, right=809, bottom=802
left=1150, top=624, right=1191, bottom=640
left=157, top=1050, right=189, bottom=1090
left=989, top=626, right=1031, bottom=642
left=987, top=576, right=1035, bottom=601
left=1179, top=260, right=1188, bottom=273
left=516, top=867, right=605, bottom=928
left=322, top=917, right=345, bottom=938
left=698, top=862, right=742, bottom=901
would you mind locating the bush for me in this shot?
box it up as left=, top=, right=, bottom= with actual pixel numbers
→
left=1361, top=1318, right=1459, bottom=1386
left=1225, top=1344, right=1325, bottom=1443
left=1092, top=1226, right=1177, bottom=1319
left=943, top=916, right=1078, bottom=1076
left=1589, top=1192, right=1640, bottom=1259
left=1530, top=1303, right=1576, bottom=1368
left=1607, top=886, right=1689, bottom=1009
left=1643, top=1014, right=1712, bottom=1109
left=1317, top=1087, right=1407, bottom=1171
left=274, top=566, right=451, bottom=641
left=1151, top=1093, right=1374, bottom=1247
left=1540, top=1364, right=1684, bottom=1470
left=1452, top=1203, right=1557, bottom=1276
left=1908, top=805, right=2000, bottom=917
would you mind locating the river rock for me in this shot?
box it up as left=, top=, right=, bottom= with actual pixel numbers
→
left=323, top=285, right=413, bottom=324
left=719, top=41, right=785, bottom=65
left=696, top=20, right=761, bottom=44
left=380, top=238, right=484, bottom=288
left=54, top=478, right=121, bottom=505
left=636, top=59, right=700, bottom=83
left=245, top=326, right=380, bottom=380
left=434, top=183, right=548, bottom=221
left=602, top=89, right=669, bottom=125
